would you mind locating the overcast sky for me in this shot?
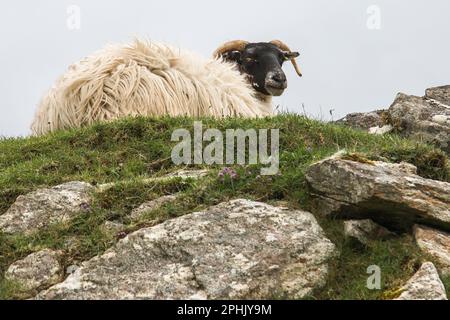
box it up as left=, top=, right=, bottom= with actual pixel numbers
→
left=0, top=0, right=449, bottom=137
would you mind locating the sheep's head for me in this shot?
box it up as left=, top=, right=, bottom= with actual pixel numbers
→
left=214, top=40, right=302, bottom=96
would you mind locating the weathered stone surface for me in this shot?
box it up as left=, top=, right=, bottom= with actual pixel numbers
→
left=305, top=156, right=450, bottom=232
left=395, top=262, right=447, bottom=300
left=36, top=199, right=336, bottom=300
left=131, top=195, right=178, bottom=221
left=101, top=221, right=125, bottom=234
left=426, top=85, right=450, bottom=106
left=368, top=125, right=393, bottom=135
left=414, top=225, right=450, bottom=275
left=98, top=169, right=209, bottom=192
left=335, top=110, right=386, bottom=130
left=66, top=265, right=79, bottom=275
left=5, top=249, right=63, bottom=294
left=164, top=169, right=209, bottom=180
left=344, top=220, right=395, bottom=245
left=388, top=91, right=450, bottom=154
left=0, top=182, right=94, bottom=235
left=337, top=86, right=450, bottom=154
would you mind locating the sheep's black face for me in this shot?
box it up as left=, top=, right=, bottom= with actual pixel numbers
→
left=220, top=42, right=300, bottom=96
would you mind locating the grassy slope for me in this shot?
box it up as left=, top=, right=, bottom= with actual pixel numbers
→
left=0, top=115, right=449, bottom=299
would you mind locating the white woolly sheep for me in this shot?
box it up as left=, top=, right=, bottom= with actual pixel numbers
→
left=31, top=39, right=302, bottom=135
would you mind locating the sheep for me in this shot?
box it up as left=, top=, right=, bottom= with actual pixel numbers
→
left=31, top=39, right=302, bottom=135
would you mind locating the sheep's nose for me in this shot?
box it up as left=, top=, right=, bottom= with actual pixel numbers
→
left=271, top=73, right=287, bottom=84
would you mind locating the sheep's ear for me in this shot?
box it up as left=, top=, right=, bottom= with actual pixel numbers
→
left=222, top=50, right=242, bottom=64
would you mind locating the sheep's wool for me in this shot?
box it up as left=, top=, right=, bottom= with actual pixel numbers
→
left=31, top=40, right=272, bottom=135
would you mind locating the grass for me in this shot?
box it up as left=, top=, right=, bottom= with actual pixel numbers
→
left=0, top=114, right=449, bottom=300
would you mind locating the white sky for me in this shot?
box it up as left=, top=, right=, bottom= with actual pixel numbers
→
left=1, top=0, right=449, bottom=137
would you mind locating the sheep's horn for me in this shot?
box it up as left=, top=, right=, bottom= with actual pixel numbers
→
left=213, top=40, right=249, bottom=59
left=270, top=40, right=302, bottom=77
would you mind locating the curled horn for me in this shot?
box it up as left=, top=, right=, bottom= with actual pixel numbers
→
left=213, top=40, right=249, bottom=59
left=270, top=40, right=302, bottom=77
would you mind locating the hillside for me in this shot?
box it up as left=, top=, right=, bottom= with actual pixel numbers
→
left=1, top=114, right=449, bottom=299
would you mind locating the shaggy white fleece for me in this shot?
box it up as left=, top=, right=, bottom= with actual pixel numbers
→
left=31, top=39, right=272, bottom=135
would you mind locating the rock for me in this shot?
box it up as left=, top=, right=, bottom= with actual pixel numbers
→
left=368, top=125, right=393, bottom=135
left=426, top=85, right=450, bottom=106
left=305, top=155, right=450, bottom=232
left=35, top=199, right=336, bottom=300
left=0, top=182, right=94, bottom=235
left=5, top=249, right=63, bottom=294
left=432, top=115, right=450, bottom=125
left=66, top=265, right=79, bottom=275
left=98, top=169, right=209, bottom=193
left=131, top=195, right=179, bottom=221
left=388, top=91, right=450, bottom=154
left=395, top=262, right=447, bottom=300
left=101, top=221, right=125, bottom=234
left=335, top=110, right=386, bottom=130
left=344, top=220, right=395, bottom=245
left=337, top=86, right=450, bottom=154
left=164, top=169, right=209, bottom=180
left=414, top=225, right=450, bottom=275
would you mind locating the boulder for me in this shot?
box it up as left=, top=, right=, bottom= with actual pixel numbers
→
left=305, top=156, right=450, bottom=232
left=5, top=249, right=63, bottom=295
left=414, top=225, right=450, bottom=275
left=395, top=262, right=447, bottom=300
left=35, top=199, right=336, bottom=300
left=426, top=85, right=450, bottom=106
left=335, top=110, right=386, bottom=130
left=388, top=92, right=450, bottom=154
left=336, top=86, right=450, bottom=154
left=344, top=220, right=395, bottom=245
left=0, top=182, right=94, bottom=235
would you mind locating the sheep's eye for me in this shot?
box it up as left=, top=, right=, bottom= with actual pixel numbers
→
left=244, top=58, right=256, bottom=63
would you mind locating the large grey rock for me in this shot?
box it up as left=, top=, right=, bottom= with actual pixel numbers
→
left=343, top=220, right=395, bottom=245
left=388, top=91, right=450, bottom=153
left=335, top=110, right=386, bottom=130
left=414, top=225, right=450, bottom=275
left=305, top=155, right=450, bottom=232
left=337, top=86, right=450, bottom=154
left=0, top=182, right=94, bottom=235
left=5, top=249, right=63, bottom=295
left=426, top=85, right=450, bottom=106
left=35, top=199, right=336, bottom=300
left=395, top=262, right=447, bottom=300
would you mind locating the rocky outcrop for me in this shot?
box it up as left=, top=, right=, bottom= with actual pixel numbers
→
left=305, top=155, right=450, bottom=232
left=426, top=85, right=450, bottom=106
left=336, top=85, right=450, bottom=154
left=343, top=220, right=395, bottom=245
left=395, top=262, right=447, bottom=300
left=5, top=249, right=63, bottom=295
left=389, top=92, right=450, bottom=153
left=335, top=110, right=386, bottom=130
left=0, top=182, right=94, bottom=235
left=414, top=225, right=450, bottom=275
left=35, top=199, right=336, bottom=300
